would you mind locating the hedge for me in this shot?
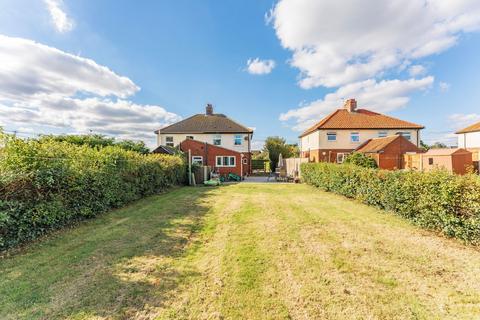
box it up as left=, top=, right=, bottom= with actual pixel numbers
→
left=0, top=134, right=186, bottom=250
left=301, top=162, right=480, bottom=244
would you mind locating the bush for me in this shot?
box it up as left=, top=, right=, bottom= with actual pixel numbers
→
left=343, top=152, right=378, bottom=168
left=38, top=134, right=150, bottom=154
left=0, top=133, right=186, bottom=250
left=301, top=162, right=480, bottom=244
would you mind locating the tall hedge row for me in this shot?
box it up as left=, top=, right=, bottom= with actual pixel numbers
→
left=301, top=162, right=480, bottom=244
left=0, top=134, right=186, bottom=250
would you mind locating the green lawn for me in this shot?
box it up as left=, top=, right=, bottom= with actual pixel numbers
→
left=1, top=183, right=480, bottom=319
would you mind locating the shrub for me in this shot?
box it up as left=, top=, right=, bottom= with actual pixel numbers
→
left=38, top=134, right=150, bottom=154
left=0, top=133, right=186, bottom=250
left=301, top=162, right=480, bottom=244
left=343, top=152, right=378, bottom=168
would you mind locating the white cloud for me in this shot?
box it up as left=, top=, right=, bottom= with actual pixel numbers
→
left=246, top=58, right=276, bottom=75
left=439, top=81, right=451, bottom=92
left=449, top=113, right=480, bottom=130
left=0, top=35, right=180, bottom=146
left=270, top=0, right=480, bottom=88
left=280, top=77, right=434, bottom=131
left=44, top=0, right=74, bottom=33
left=408, top=65, right=427, bottom=77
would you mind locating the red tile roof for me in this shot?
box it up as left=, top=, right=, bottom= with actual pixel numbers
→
left=456, top=121, right=480, bottom=134
left=355, top=135, right=401, bottom=153
left=300, top=108, right=424, bottom=138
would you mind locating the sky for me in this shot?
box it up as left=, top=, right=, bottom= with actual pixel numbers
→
left=1, top=0, right=480, bottom=149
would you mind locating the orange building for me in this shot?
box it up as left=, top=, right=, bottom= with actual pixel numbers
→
left=422, top=148, right=473, bottom=175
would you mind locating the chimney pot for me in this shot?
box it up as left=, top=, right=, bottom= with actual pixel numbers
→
left=344, top=99, right=357, bottom=112
left=206, top=104, right=213, bottom=115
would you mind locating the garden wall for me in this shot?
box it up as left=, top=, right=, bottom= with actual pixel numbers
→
left=0, top=134, right=186, bottom=250
left=301, top=162, right=480, bottom=244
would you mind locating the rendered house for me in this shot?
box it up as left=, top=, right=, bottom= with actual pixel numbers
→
left=154, top=104, right=253, bottom=177
left=299, top=99, right=424, bottom=163
left=456, top=121, right=480, bottom=170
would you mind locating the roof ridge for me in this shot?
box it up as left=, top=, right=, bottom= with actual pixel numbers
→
left=155, top=114, right=197, bottom=133
left=299, top=109, right=341, bottom=137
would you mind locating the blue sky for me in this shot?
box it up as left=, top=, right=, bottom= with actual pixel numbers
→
left=1, top=0, right=480, bottom=149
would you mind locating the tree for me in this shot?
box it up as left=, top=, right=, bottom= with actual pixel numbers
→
left=263, top=136, right=294, bottom=172
left=429, top=142, right=448, bottom=149
left=419, top=140, right=430, bottom=152
left=343, top=152, right=378, bottom=168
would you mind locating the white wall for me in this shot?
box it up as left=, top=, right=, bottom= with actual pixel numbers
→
left=158, top=133, right=250, bottom=153
left=301, top=129, right=419, bottom=151
left=300, top=131, right=320, bottom=152
left=457, top=132, right=480, bottom=148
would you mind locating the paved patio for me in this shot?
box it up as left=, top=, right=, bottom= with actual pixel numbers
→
left=242, top=175, right=277, bottom=183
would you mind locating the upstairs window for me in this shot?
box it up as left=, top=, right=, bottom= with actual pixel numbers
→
left=378, top=131, right=388, bottom=138
left=396, top=131, right=411, bottom=141
left=186, top=135, right=194, bottom=140
left=327, top=132, right=337, bottom=142
left=234, top=134, right=242, bottom=145
left=165, top=136, right=174, bottom=147
left=350, top=132, right=360, bottom=143
left=213, top=135, right=221, bottom=146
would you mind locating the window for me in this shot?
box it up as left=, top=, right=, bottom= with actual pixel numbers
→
left=327, top=132, right=337, bottom=141
left=165, top=136, right=174, bottom=147
left=192, top=156, right=203, bottom=165
left=242, top=157, right=248, bottom=164
left=350, top=132, right=360, bottom=143
left=186, top=135, right=194, bottom=140
left=428, top=158, right=434, bottom=165
left=216, top=156, right=236, bottom=167
left=213, top=134, right=221, bottom=146
left=378, top=131, right=388, bottom=138
left=336, top=153, right=345, bottom=163
left=234, top=134, right=242, bottom=145
left=396, top=131, right=411, bottom=141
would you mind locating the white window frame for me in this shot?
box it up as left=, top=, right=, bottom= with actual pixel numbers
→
left=165, top=136, right=174, bottom=147
left=327, top=132, right=337, bottom=142
left=216, top=155, right=236, bottom=167
left=192, top=156, right=203, bottom=165
left=350, top=132, right=360, bottom=143
left=186, top=135, right=194, bottom=140
left=234, top=134, right=242, bottom=145
left=378, top=131, right=388, bottom=138
left=337, top=153, right=345, bottom=164
left=213, top=134, right=222, bottom=146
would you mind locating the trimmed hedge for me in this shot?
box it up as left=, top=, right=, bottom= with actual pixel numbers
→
left=301, top=162, right=480, bottom=244
left=0, top=134, right=186, bottom=250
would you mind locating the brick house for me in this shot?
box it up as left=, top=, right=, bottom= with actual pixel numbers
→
left=154, top=104, right=253, bottom=177
left=299, top=99, right=424, bottom=163
left=355, top=135, right=421, bottom=170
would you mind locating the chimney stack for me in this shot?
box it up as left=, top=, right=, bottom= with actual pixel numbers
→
left=344, top=98, right=357, bottom=112
left=206, top=103, right=213, bottom=115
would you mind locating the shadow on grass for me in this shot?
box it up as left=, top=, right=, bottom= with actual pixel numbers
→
left=0, top=186, right=218, bottom=319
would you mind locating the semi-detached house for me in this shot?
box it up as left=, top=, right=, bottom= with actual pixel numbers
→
left=154, top=104, right=253, bottom=177
left=299, top=99, right=424, bottom=163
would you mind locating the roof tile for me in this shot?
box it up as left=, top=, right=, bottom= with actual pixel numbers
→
left=300, top=108, right=424, bottom=137
left=156, top=114, right=252, bottom=134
